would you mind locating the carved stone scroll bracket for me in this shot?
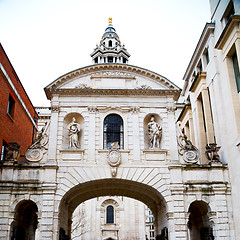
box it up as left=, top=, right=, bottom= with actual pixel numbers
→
left=107, top=146, right=121, bottom=177
left=176, top=121, right=200, bottom=164
left=25, top=122, right=49, bottom=162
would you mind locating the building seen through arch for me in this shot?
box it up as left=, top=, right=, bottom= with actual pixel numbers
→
left=1, top=1, right=240, bottom=239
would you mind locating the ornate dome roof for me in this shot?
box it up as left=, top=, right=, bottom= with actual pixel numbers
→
left=90, top=18, right=130, bottom=64
left=102, top=24, right=119, bottom=40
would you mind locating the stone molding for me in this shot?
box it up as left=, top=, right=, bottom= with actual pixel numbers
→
left=46, top=88, right=180, bottom=101
left=142, top=149, right=168, bottom=162
left=44, top=64, right=180, bottom=98
left=91, top=71, right=135, bottom=79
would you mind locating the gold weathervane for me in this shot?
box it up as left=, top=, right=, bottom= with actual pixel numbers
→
left=108, top=17, right=112, bottom=24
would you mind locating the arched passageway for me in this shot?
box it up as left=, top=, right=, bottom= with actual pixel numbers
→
left=10, top=200, right=38, bottom=240
left=188, top=201, right=214, bottom=240
left=58, top=179, right=168, bottom=240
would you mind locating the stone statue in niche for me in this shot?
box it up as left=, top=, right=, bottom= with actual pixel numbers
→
left=68, top=117, right=81, bottom=148
left=148, top=115, right=162, bottom=149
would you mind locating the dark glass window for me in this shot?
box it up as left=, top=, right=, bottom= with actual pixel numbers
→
left=7, top=94, right=15, bottom=118
left=109, top=40, right=112, bottom=47
left=108, top=56, right=113, bottom=63
left=1, top=140, right=8, bottom=161
left=106, top=205, right=114, bottom=224
left=205, top=49, right=209, bottom=65
left=104, top=114, right=123, bottom=149
left=232, top=52, right=240, bottom=92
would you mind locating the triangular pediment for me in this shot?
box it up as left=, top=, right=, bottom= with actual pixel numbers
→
left=44, top=64, right=180, bottom=99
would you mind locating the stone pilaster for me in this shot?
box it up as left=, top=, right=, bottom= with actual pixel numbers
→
left=47, top=94, right=59, bottom=164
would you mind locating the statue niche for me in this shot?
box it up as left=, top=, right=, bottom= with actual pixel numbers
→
left=68, top=117, right=81, bottom=148
left=63, top=113, right=84, bottom=149
left=144, top=114, right=162, bottom=149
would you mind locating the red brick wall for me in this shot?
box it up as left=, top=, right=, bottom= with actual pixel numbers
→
left=0, top=44, right=38, bottom=157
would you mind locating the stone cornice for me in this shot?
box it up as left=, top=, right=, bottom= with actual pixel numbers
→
left=182, top=23, right=215, bottom=95
left=44, top=64, right=180, bottom=97
left=215, top=15, right=240, bottom=50
left=45, top=88, right=180, bottom=101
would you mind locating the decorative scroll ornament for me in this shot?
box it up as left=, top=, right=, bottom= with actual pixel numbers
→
left=176, top=121, right=200, bottom=164
left=25, top=123, right=49, bottom=162
left=107, top=142, right=121, bottom=177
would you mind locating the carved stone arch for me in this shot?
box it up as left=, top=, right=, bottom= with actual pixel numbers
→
left=97, top=196, right=124, bottom=210
left=144, top=113, right=163, bottom=149
left=62, top=112, right=84, bottom=149
left=10, top=195, right=41, bottom=216
left=10, top=200, right=39, bottom=240
left=187, top=200, right=215, bottom=240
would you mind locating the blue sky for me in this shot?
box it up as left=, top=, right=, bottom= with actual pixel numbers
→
left=0, top=0, right=211, bottom=106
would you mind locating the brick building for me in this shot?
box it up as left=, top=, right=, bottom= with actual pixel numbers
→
left=0, top=43, right=38, bottom=161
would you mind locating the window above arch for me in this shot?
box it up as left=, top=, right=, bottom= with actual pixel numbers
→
left=103, top=114, right=124, bottom=149
left=106, top=205, right=114, bottom=224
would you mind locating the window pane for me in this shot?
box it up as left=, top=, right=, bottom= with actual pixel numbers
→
left=106, top=205, right=114, bottom=223
left=7, top=94, right=15, bottom=117
left=104, top=114, right=123, bottom=149
left=232, top=52, right=240, bottom=92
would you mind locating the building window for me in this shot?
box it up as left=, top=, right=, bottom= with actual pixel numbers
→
left=108, top=56, right=113, bottom=63
left=109, top=40, right=112, bottom=47
left=103, top=114, right=124, bottom=149
left=221, top=1, right=235, bottom=28
left=7, top=94, right=15, bottom=118
left=232, top=51, right=240, bottom=92
left=1, top=140, right=8, bottom=161
left=106, top=205, right=114, bottom=224
left=204, top=48, right=210, bottom=65
left=197, top=60, right=202, bottom=72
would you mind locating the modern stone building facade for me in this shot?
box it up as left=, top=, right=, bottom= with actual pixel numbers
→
left=1, top=1, right=240, bottom=239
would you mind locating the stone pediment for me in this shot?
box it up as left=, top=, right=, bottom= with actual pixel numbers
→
left=44, top=64, right=180, bottom=99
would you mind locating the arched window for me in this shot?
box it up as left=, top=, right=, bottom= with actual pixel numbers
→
left=109, top=40, right=112, bottom=47
left=104, top=114, right=123, bottom=149
left=106, top=205, right=114, bottom=224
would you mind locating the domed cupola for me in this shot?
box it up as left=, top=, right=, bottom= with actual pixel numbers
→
left=90, top=18, right=130, bottom=64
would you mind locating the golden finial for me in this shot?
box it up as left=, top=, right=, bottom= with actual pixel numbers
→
left=108, top=17, right=112, bottom=24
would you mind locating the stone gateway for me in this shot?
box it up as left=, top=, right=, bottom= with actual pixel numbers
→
left=1, top=7, right=239, bottom=239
